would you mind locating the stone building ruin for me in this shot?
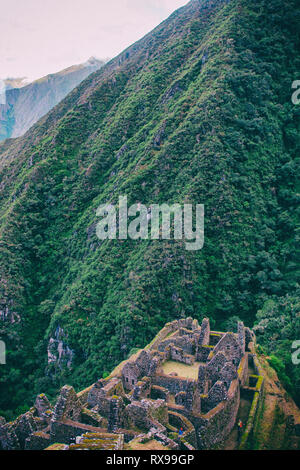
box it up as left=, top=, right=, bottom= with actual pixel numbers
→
left=0, top=318, right=271, bottom=450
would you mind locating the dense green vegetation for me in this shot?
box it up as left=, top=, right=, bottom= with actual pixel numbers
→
left=0, top=0, right=299, bottom=419
left=253, top=292, right=300, bottom=404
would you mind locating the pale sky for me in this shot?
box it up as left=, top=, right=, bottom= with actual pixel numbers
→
left=0, top=0, right=189, bottom=82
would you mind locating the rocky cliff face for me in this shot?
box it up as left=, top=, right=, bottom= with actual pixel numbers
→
left=0, top=58, right=105, bottom=141
left=47, top=326, right=74, bottom=370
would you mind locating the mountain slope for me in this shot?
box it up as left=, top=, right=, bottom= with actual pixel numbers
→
left=0, top=58, right=105, bottom=141
left=0, top=0, right=299, bottom=418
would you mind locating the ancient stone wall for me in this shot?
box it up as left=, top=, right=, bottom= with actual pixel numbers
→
left=213, top=333, right=243, bottom=366
left=0, top=318, right=264, bottom=451
left=193, top=379, right=240, bottom=449
left=153, top=374, right=195, bottom=395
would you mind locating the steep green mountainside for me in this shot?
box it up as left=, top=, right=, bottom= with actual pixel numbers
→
left=0, top=58, right=105, bottom=141
left=0, top=0, right=299, bottom=418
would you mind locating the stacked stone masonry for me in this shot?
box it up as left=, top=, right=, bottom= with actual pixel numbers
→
left=0, top=318, right=269, bottom=450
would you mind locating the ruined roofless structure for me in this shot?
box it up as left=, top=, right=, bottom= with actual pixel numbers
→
left=0, top=318, right=266, bottom=450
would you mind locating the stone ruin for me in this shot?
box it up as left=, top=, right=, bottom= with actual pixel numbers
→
left=0, top=318, right=265, bottom=450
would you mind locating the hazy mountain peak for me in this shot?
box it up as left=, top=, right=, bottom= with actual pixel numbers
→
left=3, top=77, right=31, bottom=89
left=84, top=56, right=104, bottom=67
left=0, top=58, right=106, bottom=141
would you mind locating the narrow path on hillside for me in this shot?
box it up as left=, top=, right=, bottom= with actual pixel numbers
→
left=222, top=397, right=252, bottom=450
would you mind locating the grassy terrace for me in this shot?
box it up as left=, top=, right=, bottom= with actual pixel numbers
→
left=161, top=361, right=202, bottom=380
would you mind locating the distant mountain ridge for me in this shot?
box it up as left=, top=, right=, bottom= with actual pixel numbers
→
left=0, top=57, right=105, bottom=141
